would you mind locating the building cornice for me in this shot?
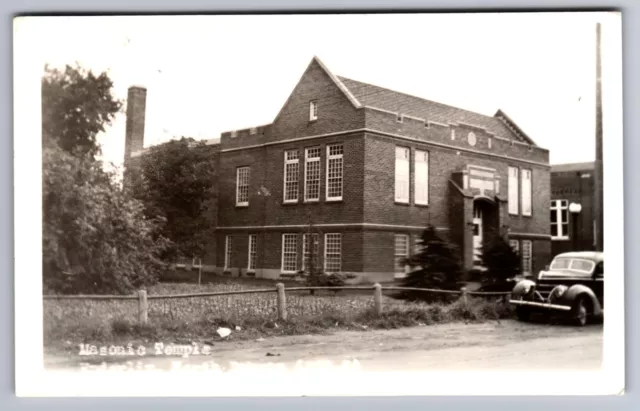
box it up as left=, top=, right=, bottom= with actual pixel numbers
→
left=216, top=223, right=449, bottom=231
left=220, top=128, right=550, bottom=168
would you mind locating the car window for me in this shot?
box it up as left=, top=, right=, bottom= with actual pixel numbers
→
left=569, top=259, right=596, bottom=273
left=550, top=258, right=571, bottom=270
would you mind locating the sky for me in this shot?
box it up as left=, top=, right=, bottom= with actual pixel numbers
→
left=25, top=12, right=622, bottom=168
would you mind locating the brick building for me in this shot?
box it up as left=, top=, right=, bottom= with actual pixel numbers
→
left=550, top=162, right=597, bottom=257
left=125, top=56, right=552, bottom=283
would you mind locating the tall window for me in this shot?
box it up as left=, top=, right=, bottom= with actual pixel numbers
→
left=508, top=166, right=519, bottom=215
left=522, top=240, right=532, bottom=276
left=550, top=200, right=569, bottom=240
left=247, top=234, right=257, bottom=272
left=395, top=147, right=410, bottom=203
left=283, top=150, right=299, bottom=203
left=394, top=234, right=409, bottom=275
left=414, top=149, right=429, bottom=205
left=521, top=169, right=532, bottom=216
left=324, top=233, right=342, bottom=272
left=302, top=233, right=319, bottom=271
left=224, top=235, right=232, bottom=270
left=304, top=147, right=321, bottom=201
left=236, top=166, right=250, bottom=206
left=509, top=239, right=520, bottom=254
left=412, top=234, right=421, bottom=255
left=281, top=234, right=298, bottom=273
left=309, top=100, right=318, bottom=121
left=326, top=144, right=344, bottom=201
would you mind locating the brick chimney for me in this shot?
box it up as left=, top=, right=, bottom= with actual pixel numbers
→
left=124, top=85, right=147, bottom=162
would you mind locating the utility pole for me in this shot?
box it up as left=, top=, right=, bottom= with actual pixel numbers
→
left=594, top=22, right=604, bottom=252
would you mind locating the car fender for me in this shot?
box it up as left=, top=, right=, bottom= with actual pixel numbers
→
left=511, top=279, right=536, bottom=298
left=563, top=284, right=602, bottom=316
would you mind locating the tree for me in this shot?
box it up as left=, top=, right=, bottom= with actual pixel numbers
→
left=480, top=233, right=521, bottom=291
left=130, top=137, right=217, bottom=262
left=43, top=139, right=169, bottom=294
left=399, top=225, right=464, bottom=302
left=42, top=64, right=122, bottom=156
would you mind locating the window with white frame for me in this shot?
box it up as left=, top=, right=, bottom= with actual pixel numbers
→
left=304, top=147, right=321, bottom=201
left=521, top=169, right=532, bottom=216
left=412, top=234, right=421, bottom=255
left=324, top=233, right=342, bottom=272
left=509, top=239, right=520, bottom=254
left=247, top=234, right=257, bottom=272
left=302, top=233, right=320, bottom=271
left=508, top=166, right=519, bottom=215
left=309, top=100, right=318, bottom=121
left=224, top=236, right=232, bottom=270
left=550, top=200, right=569, bottom=240
left=394, top=234, right=409, bottom=275
left=414, top=149, right=429, bottom=205
left=236, top=167, right=250, bottom=206
left=395, top=147, right=410, bottom=203
left=281, top=234, right=298, bottom=273
left=283, top=150, right=299, bottom=202
left=326, top=144, right=344, bottom=201
left=521, top=240, right=532, bottom=275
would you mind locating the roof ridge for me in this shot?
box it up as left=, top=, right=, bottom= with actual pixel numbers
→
left=336, top=75, right=498, bottom=123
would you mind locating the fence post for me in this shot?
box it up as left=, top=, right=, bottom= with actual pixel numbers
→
left=460, top=287, right=468, bottom=308
left=373, top=283, right=382, bottom=316
left=276, top=283, right=287, bottom=321
left=137, top=290, right=148, bottom=325
left=503, top=292, right=512, bottom=304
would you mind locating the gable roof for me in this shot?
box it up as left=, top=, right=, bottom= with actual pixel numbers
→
left=272, top=56, right=361, bottom=122
left=337, top=76, right=533, bottom=144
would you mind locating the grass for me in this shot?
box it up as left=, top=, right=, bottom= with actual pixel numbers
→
left=43, top=278, right=514, bottom=354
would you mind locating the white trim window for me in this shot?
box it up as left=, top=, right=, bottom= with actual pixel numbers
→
left=394, top=234, right=409, bottom=277
left=302, top=233, right=320, bottom=271
left=508, top=166, right=519, bottom=215
left=521, top=240, right=532, bottom=276
left=324, top=233, right=342, bottom=272
left=412, top=234, right=421, bottom=255
left=247, top=234, right=257, bottom=272
left=304, top=147, right=322, bottom=202
left=236, top=166, right=250, bottom=206
left=283, top=150, right=300, bottom=203
left=414, top=149, right=429, bottom=205
left=326, top=144, right=344, bottom=201
left=509, top=239, right=520, bottom=254
left=395, top=146, right=410, bottom=203
left=521, top=168, right=532, bottom=216
left=224, top=235, right=233, bottom=270
left=550, top=200, right=569, bottom=240
left=309, top=100, right=318, bottom=121
left=281, top=234, right=298, bottom=273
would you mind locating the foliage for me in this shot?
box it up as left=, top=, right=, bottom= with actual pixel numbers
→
left=479, top=233, right=522, bottom=291
left=129, top=137, right=217, bottom=262
left=43, top=140, right=170, bottom=294
left=399, top=225, right=465, bottom=302
left=42, top=64, right=122, bottom=156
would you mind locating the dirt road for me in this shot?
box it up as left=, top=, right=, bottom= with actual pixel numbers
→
left=45, top=320, right=602, bottom=372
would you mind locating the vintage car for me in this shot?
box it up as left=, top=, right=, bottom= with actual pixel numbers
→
left=509, top=251, right=604, bottom=326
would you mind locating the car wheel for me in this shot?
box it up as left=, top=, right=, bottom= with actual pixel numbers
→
left=516, top=306, right=531, bottom=322
left=572, top=297, right=589, bottom=326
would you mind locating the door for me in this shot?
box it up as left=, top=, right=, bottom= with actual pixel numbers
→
left=473, top=204, right=483, bottom=266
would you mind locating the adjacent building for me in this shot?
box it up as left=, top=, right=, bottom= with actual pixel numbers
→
left=124, top=56, right=552, bottom=283
left=550, top=162, right=597, bottom=257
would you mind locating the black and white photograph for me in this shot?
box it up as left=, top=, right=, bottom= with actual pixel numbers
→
left=13, top=11, right=624, bottom=396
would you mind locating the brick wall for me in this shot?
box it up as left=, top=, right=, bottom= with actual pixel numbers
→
left=551, top=168, right=596, bottom=256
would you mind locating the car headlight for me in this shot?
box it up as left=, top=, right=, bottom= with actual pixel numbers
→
left=550, top=285, right=568, bottom=300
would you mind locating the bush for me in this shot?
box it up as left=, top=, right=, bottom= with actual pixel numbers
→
left=480, top=232, right=521, bottom=292
left=399, top=225, right=465, bottom=302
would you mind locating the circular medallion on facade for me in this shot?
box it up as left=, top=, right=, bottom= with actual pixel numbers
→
left=468, top=132, right=477, bottom=146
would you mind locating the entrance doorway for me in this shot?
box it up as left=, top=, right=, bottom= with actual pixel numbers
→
left=472, top=204, right=483, bottom=266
